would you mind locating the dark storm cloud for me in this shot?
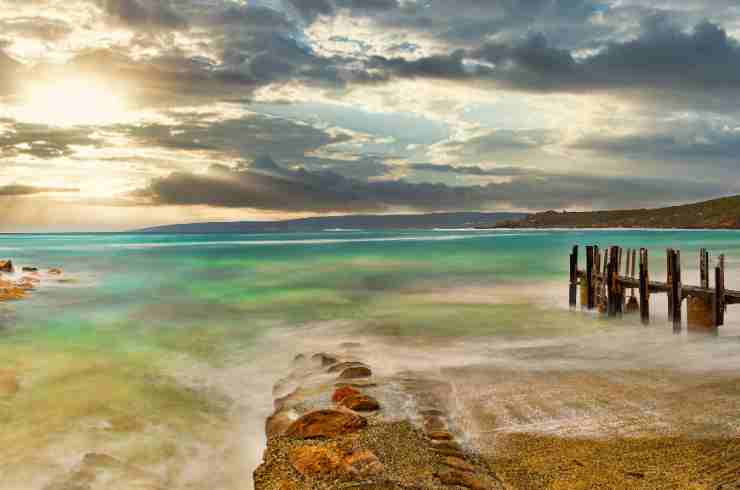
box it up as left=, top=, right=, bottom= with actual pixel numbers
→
left=371, top=19, right=740, bottom=100
left=0, top=185, right=79, bottom=196
left=0, top=123, right=100, bottom=159
left=97, top=0, right=187, bottom=29
left=138, top=156, right=730, bottom=212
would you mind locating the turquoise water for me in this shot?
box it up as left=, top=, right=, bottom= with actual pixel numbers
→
left=1, top=229, right=739, bottom=489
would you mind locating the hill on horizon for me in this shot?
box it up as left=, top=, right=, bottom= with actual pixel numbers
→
left=489, top=195, right=740, bottom=229
left=134, top=212, right=528, bottom=233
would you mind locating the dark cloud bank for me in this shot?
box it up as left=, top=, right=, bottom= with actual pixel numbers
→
left=138, top=156, right=729, bottom=212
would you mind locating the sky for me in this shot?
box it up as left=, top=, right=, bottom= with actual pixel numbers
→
left=1, top=0, right=740, bottom=231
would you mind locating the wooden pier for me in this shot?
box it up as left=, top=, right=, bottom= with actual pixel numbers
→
left=569, top=245, right=738, bottom=332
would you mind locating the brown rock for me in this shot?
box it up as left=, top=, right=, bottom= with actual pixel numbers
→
left=423, top=415, right=448, bottom=432
left=340, top=394, right=381, bottom=412
left=427, top=431, right=454, bottom=441
left=0, top=371, right=19, bottom=396
left=327, top=361, right=369, bottom=373
left=22, top=267, right=38, bottom=273
left=332, top=386, right=360, bottom=403
left=443, top=456, right=475, bottom=473
left=437, top=469, right=489, bottom=489
left=430, top=440, right=462, bottom=452
left=0, top=285, right=25, bottom=301
left=266, top=410, right=295, bottom=438
left=338, top=366, right=372, bottom=379
left=289, top=445, right=343, bottom=478
left=48, top=268, right=63, bottom=275
left=339, top=342, right=363, bottom=349
left=0, top=260, right=13, bottom=273
left=285, top=409, right=367, bottom=439
left=343, top=450, right=384, bottom=478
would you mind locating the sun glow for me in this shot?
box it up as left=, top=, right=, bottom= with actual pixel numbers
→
left=12, top=78, right=132, bottom=127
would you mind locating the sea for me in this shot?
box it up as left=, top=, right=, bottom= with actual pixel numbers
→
left=1, top=229, right=739, bottom=489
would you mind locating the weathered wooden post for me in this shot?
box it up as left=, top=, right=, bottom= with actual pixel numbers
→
left=714, top=254, right=726, bottom=327
left=700, top=248, right=709, bottom=288
left=688, top=248, right=714, bottom=332
left=639, top=248, right=650, bottom=325
left=586, top=245, right=595, bottom=309
left=599, top=247, right=609, bottom=313
left=593, top=245, right=601, bottom=308
left=626, top=248, right=639, bottom=314
left=569, top=246, right=578, bottom=309
left=668, top=249, right=683, bottom=333
left=607, top=247, right=623, bottom=317
left=667, top=249, right=674, bottom=321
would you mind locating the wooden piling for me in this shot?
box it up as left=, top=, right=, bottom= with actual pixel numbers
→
left=586, top=245, right=595, bottom=310
left=668, top=249, right=683, bottom=333
left=625, top=248, right=639, bottom=314
left=569, top=246, right=578, bottom=309
left=699, top=248, right=709, bottom=289
left=607, top=247, right=623, bottom=317
left=714, top=254, right=726, bottom=327
left=667, top=249, right=674, bottom=321
left=639, top=248, right=650, bottom=325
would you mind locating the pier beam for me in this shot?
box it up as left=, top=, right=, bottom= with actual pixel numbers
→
left=569, top=246, right=578, bottom=309
left=639, top=248, right=650, bottom=325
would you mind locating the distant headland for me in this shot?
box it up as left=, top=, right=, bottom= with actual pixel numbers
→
left=483, top=195, right=740, bottom=230
left=133, top=212, right=527, bottom=234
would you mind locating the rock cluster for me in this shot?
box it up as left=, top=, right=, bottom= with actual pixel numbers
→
left=254, top=346, right=503, bottom=489
left=0, top=261, right=65, bottom=302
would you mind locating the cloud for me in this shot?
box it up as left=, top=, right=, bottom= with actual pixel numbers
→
left=137, top=155, right=730, bottom=212
left=96, top=0, right=186, bottom=29
left=369, top=19, right=740, bottom=106
left=0, top=185, right=79, bottom=196
left=0, top=122, right=100, bottom=159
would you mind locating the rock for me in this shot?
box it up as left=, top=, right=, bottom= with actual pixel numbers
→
left=423, top=415, right=448, bottom=432
left=48, top=268, right=63, bottom=275
left=266, top=410, right=296, bottom=438
left=293, top=353, right=306, bottom=364
left=285, top=409, right=367, bottom=439
left=443, top=456, right=475, bottom=473
left=289, top=445, right=343, bottom=478
left=338, top=366, right=372, bottom=379
left=0, top=285, right=25, bottom=301
left=332, top=386, right=360, bottom=403
left=339, top=394, right=381, bottom=412
left=327, top=361, right=369, bottom=374
left=427, top=431, right=454, bottom=441
left=21, top=266, right=38, bottom=273
left=339, top=342, right=363, bottom=349
left=0, top=371, right=19, bottom=396
left=0, top=260, right=13, bottom=273
left=430, top=440, right=462, bottom=452
left=436, top=469, right=489, bottom=489
left=343, top=450, right=384, bottom=478
left=431, top=448, right=467, bottom=459
left=311, top=353, right=338, bottom=367
left=334, top=380, right=378, bottom=389
left=15, top=278, right=37, bottom=291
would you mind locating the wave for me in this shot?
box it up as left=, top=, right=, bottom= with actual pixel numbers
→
left=7, top=232, right=532, bottom=251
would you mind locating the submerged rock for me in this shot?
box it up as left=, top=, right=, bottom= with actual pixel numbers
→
left=48, top=268, right=63, bottom=275
left=22, top=266, right=38, bottom=273
left=0, top=260, right=13, bottom=273
left=340, top=394, right=381, bottom=412
left=285, top=409, right=367, bottom=439
left=332, top=386, right=360, bottom=403
left=0, top=370, right=19, bottom=397
left=327, top=361, right=369, bottom=374
left=338, top=366, right=373, bottom=379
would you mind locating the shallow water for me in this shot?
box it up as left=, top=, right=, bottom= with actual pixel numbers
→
left=1, top=229, right=739, bottom=489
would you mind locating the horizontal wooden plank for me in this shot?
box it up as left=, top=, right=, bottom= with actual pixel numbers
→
left=576, top=269, right=740, bottom=303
